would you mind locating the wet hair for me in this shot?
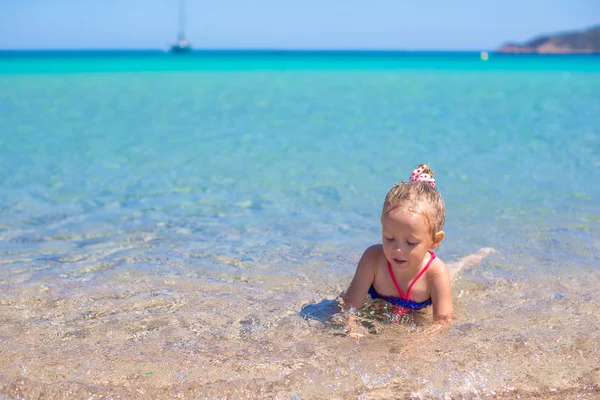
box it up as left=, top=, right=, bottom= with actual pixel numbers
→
left=383, top=164, right=446, bottom=240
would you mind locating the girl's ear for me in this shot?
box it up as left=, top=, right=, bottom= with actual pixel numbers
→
left=432, top=231, right=445, bottom=249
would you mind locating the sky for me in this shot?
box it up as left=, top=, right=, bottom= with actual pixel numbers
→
left=0, top=0, right=598, bottom=51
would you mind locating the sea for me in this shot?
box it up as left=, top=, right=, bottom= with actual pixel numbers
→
left=0, top=51, right=599, bottom=399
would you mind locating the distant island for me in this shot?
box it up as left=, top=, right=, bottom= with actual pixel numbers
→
left=498, top=25, right=600, bottom=54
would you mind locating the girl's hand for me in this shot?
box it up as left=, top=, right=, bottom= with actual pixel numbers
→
left=396, top=315, right=453, bottom=352
left=421, top=322, right=446, bottom=337
left=341, top=308, right=366, bottom=339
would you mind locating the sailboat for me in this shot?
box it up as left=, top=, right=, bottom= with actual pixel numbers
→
left=170, top=0, right=192, bottom=53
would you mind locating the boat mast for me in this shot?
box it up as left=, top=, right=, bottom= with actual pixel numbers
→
left=178, top=0, right=186, bottom=41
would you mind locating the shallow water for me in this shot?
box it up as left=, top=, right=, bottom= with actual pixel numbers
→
left=0, top=53, right=599, bottom=398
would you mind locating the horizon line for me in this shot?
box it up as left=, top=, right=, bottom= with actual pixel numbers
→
left=0, top=48, right=495, bottom=53
left=1, top=49, right=598, bottom=56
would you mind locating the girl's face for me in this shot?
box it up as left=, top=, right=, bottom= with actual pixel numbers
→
left=381, top=207, right=439, bottom=271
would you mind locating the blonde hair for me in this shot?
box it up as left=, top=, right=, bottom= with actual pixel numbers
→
left=383, top=165, right=446, bottom=240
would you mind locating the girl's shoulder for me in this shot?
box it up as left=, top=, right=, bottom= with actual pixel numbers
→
left=361, top=244, right=386, bottom=270
left=363, top=243, right=384, bottom=257
left=426, top=253, right=451, bottom=286
left=363, top=243, right=385, bottom=261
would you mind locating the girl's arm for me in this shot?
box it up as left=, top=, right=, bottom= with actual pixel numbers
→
left=342, top=244, right=380, bottom=311
left=429, top=260, right=454, bottom=323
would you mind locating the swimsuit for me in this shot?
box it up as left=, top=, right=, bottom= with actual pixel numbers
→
left=368, top=250, right=436, bottom=311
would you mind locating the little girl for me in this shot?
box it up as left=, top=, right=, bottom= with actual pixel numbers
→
left=343, top=164, right=458, bottom=322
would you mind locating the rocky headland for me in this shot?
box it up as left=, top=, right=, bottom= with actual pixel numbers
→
left=498, top=25, right=600, bottom=54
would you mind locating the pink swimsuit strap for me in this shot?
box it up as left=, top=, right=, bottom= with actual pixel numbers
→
left=387, top=250, right=436, bottom=300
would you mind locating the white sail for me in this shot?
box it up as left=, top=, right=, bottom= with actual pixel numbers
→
left=170, top=0, right=191, bottom=53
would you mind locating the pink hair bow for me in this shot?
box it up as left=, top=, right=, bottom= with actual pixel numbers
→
left=409, top=165, right=436, bottom=187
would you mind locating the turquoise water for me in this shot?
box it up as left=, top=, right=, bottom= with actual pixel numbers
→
left=1, top=52, right=599, bottom=398
left=2, top=51, right=600, bottom=73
